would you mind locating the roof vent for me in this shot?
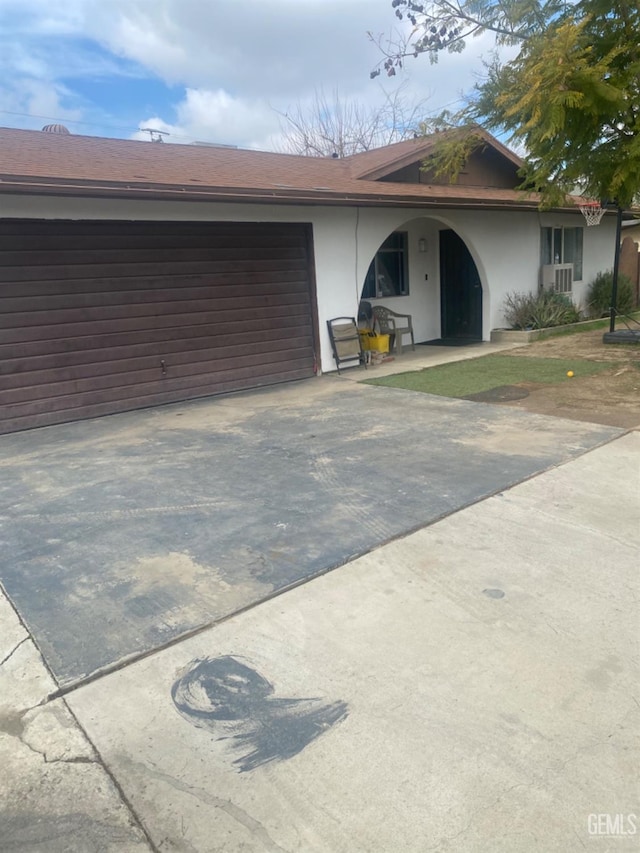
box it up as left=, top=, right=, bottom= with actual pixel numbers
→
left=42, top=124, right=71, bottom=134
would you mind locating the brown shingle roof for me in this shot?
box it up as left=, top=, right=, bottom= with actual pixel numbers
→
left=0, top=126, right=549, bottom=211
left=346, top=128, right=525, bottom=180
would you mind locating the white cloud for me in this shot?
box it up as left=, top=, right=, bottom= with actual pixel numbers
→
left=132, top=87, right=284, bottom=149
left=0, top=77, right=82, bottom=127
left=0, top=0, right=518, bottom=149
left=80, top=0, right=509, bottom=143
left=84, top=0, right=387, bottom=96
left=0, top=0, right=87, bottom=35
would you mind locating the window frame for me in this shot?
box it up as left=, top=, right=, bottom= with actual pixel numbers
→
left=362, top=231, right=410, bottom=299
left=540, top=226, right=584, bottom=282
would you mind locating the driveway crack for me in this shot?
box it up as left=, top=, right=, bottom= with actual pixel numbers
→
left=0, top=636, right=28, bottom=668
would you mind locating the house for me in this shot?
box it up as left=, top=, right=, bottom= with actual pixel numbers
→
left=0, top=125, right=617, bottom=434
left=621, top=220, right=640, bottom=303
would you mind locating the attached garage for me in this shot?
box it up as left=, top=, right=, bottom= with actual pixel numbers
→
left=0, top=219, right=317, bottom=434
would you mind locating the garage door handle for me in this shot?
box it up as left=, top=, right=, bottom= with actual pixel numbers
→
left=160, top=359, right=167, bottom=376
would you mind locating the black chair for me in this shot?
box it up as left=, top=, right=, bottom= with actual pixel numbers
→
left=358, top=300, right=373, bottom=328
left=326, top=317, right=366, bottom=374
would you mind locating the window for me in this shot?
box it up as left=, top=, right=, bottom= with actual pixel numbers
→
left=541, top=227, right=583, bottom=281
left=362, top=232, right=409, bottom=298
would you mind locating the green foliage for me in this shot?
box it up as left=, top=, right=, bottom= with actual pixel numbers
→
left=503, top=290, right=581, bottom=329
left=586, top=270, right=635, bottom=318
left=377, top=0, right=640, bottom=208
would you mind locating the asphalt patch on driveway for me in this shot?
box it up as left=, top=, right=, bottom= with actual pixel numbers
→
left=0, top=379, right=621, bottom=686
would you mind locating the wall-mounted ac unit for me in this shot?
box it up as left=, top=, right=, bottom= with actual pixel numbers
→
left=541, top=263, right=573, bottom=294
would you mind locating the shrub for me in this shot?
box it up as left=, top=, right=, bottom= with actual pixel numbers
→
left=503, top=290, right=581, bottom=330
left=586, top=270, right=634, bottom=318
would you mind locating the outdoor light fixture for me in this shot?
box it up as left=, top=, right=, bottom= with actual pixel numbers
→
left=418, top=238, right=427, bottom=253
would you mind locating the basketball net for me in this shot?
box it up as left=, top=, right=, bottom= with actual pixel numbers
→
left=577, top=199, right=605, bottom=226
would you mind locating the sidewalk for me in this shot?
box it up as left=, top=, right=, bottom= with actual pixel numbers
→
left=2, top=429, right=638, bottom=852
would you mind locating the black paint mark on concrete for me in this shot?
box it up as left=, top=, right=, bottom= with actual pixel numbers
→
left=171, top=655, right=348, bottom=772
left=483, top=588, right=506, bottom=599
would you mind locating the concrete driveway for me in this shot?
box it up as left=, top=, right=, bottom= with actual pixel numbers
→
left=0, top=377, right=620, bottom=687
left=2, top=415, right=638, bottom=852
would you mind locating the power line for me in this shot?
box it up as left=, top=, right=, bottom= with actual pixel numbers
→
left=0, top=109, right=197, bottom=142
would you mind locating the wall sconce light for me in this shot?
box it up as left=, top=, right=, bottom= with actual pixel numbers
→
left=418, top=238, right=427, bottom=253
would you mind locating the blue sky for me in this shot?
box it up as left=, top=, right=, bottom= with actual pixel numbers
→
left=0, top=0, right=500, bottom=150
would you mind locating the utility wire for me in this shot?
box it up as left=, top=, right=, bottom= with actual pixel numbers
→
left=0, top=109, right=198, bottom=142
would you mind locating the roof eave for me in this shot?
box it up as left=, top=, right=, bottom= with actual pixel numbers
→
left=0, top=175, right=583, bottom=213
left=355, top=127, right=525, bottom=182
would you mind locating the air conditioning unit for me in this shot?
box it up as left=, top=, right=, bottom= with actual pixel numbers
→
left=541, top=263, right=573, bottom=294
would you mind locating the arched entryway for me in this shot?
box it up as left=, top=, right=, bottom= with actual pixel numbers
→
left=354, top=215, right=487, bottom=347
left=439, top=229, right=483, bottom=342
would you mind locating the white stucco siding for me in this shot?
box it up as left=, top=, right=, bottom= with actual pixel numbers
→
left=351, top=207, right=543, bottom=341
left=1, top=194, right=618, bottom=374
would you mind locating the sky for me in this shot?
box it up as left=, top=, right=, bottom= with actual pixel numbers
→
left=0, top=0, right=501, bottom=151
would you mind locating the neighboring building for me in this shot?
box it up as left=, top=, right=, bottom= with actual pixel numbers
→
left=621, top=220, right=640, bottom=305
left=0, top=125, right=617, bottom=433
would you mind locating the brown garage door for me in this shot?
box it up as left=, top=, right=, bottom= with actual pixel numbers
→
left=0, top=219, right=317, bottom=434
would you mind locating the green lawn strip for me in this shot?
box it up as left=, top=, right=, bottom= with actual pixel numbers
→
left=529, top=310, right=640, bottom=340
left=364, top=355, right=615, bottom=398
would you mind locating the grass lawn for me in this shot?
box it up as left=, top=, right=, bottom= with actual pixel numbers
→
left=363, top=354, right=615, bottom=398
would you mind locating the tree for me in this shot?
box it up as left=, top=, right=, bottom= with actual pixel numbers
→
left=276, top=84, right=428, bottom=157
left=372, top=0, right=640, bottom=208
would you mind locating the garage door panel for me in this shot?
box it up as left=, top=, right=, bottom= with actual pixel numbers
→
left=0, top=220, right=316, bottom=432
left=0, top=291, right=312, bottom=330
left=1, top=364, right=314, bottom=434
left=0, top=255, right=311, bottom=284
left=3, top=345, right=315, bottom=406
left=1, top=329, right=313, bottom=379
left=0, top=231, right=308, bottom=252
left=0, top=301, right=312, bottom=344
left=0, top=316, right=312, bottom=363
left=2, top=336, right=314, bottom=391
left=4, top=354, right=314, bottom=418
left=0, top=244, right=309, bottom=267
left=0, top=277, right=310, bottom=310
left=0, top=221, right=303, bottom=240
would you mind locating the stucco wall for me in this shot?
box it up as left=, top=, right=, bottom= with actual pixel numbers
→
left=1, top=194, right=617, bottom=374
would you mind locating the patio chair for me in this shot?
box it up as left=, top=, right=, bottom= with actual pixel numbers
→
left=357, top=300, right=373, bottom=328
left=326, top=317, right=367, bottom=374
left=372, top=306, right=415, bottom=355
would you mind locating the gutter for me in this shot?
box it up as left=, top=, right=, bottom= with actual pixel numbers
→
left=0, top=176, right=582, bottom=214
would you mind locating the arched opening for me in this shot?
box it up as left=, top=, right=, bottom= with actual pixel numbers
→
left=439, top=229, right=483, bottom=341
left=358, top=217, right=486, bottom=346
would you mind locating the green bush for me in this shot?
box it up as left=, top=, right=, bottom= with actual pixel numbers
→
left=586, top=270, right=634, bottom=318
left=503, top=290, right=581, bottom=330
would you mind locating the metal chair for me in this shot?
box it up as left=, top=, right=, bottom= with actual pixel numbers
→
left=371, top=306, right=415, bottom=354
left=326, top=317, right=366, bottom=373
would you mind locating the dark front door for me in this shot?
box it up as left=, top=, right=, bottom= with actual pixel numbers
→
left=439, top=229, right=483, bottom=340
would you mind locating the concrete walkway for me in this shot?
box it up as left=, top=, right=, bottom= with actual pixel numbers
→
left=2, top=427, right=638, bottom=851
